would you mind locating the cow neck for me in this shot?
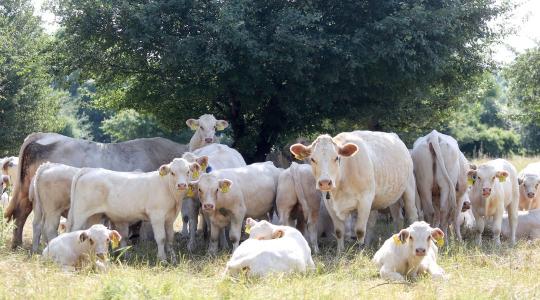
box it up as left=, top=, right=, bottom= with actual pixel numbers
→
left=163, top=175, right=183, bottom=205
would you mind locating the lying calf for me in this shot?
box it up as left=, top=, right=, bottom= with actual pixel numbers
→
left=225, top=218, right=315, bottom=277
left=502, top=208, right=540, bottom=240
left=42, top=224, right=121, bottom=272
left=373, top=221, right=446, bottom=282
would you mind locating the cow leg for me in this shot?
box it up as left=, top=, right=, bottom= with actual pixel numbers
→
left=187, top=199, right=200, bottom=252
left=180, top=199, right=190, bottom=236
left=492, top=211, right=503, bottom=246
left=208, top=221, right=220, bottom=255
left=380, top=264, right=406, bottom=282
left=389, top=202, right=404, bottom=232
left=473, top=209, right=484, bottom=246
left=149, top=217, right=167, bottom=262
left=165, top=217, right=177, bottom=264
left=418, top=180, right=434, bottom=224
left=402, top=174, right=419, bottom=223
left=229, top=214, right=243, bottom=251
left=44, top=212, right=62, bottom=244
left=307, top=208, right=320, bottom=254
left=112, top=221, right=130, bottom=248
left=364, top=210, right=379, bottom=245
left=323, top=196, right=346, bottom=253
left=12, top=204, right=32, bottom=249
left=507, top=199, right=519, bottom=246
left=32, top=204, right=44, bottom=253
left=438, top=184, right=450, bottom=237
left=354, top=194, right=374, bottom=246
left=219, top=228, right=229, bottom=250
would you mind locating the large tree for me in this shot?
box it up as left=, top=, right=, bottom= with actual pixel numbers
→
left=51, top=0, right=507, bottom=161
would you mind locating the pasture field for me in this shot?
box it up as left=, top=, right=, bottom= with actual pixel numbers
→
left=0, top=156, right=539, bottom=299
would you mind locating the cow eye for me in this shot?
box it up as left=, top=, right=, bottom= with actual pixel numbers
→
left=216, top=188, right=218, bottom=192
left=409, top=236, right=413, bottom=241
left=171, top=172, right=175, bottom=176
left=310, top=158, right=316, bottom=164
left=427, top=237, right=430, bottom=241
left=477, top=176, right=481, bottom=180
left=335, top=156, right=339, bottom=162
left=107, top=238, right=110, bottom=242
left=89, top=238, right=94, bottom=245
left=200, top=126, right=204, bottom=130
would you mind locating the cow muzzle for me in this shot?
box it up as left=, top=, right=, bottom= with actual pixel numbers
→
left=96, top=253, right=108, bottom=261
left=203, top=203, right=215, bottom=211
left=415, top=248, right=426, bottom=256
left=528, top=192, right=536, bottom=199
left=482, top=188, right=491, bottom=198
left=462, top=201, right=471, bottom=212
left=318, top=179, right=333, bottom=191
left=177, top=183, right=187, bottom=191
left=204, top=138, right=213, bottom=143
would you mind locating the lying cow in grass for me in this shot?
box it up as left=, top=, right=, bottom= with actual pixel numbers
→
left=42, top=224, right=121, bottom=272
left=373, top=221, right=446, bottom=282
left=502, top=209, right=540, bottom=240
left=225, top=218, right=315, bottom=277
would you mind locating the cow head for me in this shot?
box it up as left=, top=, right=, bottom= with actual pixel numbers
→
left=246, top=218, right=284, bottom=240
left=1, top=156, right=18, bottom=176
left=186, top=114, right=228, bottom=145
left=79, top=224, right=121, bottom=260
left=1, top=175, right=9, bottom=193
left=519, top=174, right=540, bottom=200
left=159, top=158, right=202, bottom=191
left=290, top=134, right=358, bottom=192
left=396, top=221, right=444, bottom=257
left=181, top=153, right=210, bottom=173
left=189, top=173, right=232, bottom=211
left=467, top=164, right=508, bottom=199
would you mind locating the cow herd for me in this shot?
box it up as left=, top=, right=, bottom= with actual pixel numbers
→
left=1, top=115, right=540, bottom=279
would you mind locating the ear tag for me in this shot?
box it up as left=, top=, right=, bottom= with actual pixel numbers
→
left=192, top=170, right=200, bottom=180
left=220, top=185, right=230, bottom=193
left=393, top=234, right=402, bottom=245
left=159, top=169, right=167, bottom=177
left=295, top=153, right=307, bottom=161
left=245, top=224, right=251, bottom=234
left=186, top=186, right=194, bottom=197
left=435, top=237, right=444, bottom=247
left=467, top=178, right=475, bottom=186
left=111, top=235, right=120, bottom=249
left=499, top=176, right=506, bottom=183
left=200, top=162, right=208, bottom=172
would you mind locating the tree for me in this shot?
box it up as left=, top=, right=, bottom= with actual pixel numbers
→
left=51, top=0, right=508, bottom=161
left=0, top=0, right=64, bottom=155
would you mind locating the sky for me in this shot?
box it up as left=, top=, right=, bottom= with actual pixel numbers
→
left=32, top=0, right=540, bottom=64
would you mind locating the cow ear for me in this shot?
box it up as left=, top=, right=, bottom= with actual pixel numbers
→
left=431, top=228, right=445, bottom=241
left=338, top=143, right=358, bottom=157
left=272, top=229, right=284, bottom=239
left=215, top=120, right=229, bottom=131
left=159, top=164, right=171, bottom=176
left=496, top=170, right=509, bottom=182
left=518, top=177, right=524, bottom=185
left=79, top=231, right=89, bottom=243
left=290, top=144, right=311, bottom=160
left=190, top=162, right=202, bottom=179
left=219, top=179, right=233, bottom=193
left=246, top=218, right=257, bottom=227
left=398, top=229, right=410, bottom=243
left=467, top=170, right=477, bottom=179
left=186, top=119, right=199, bottom=131
left=469, top=164, right=477, bottom=170
left=196, top=156, right=209, bottom=169
left=109, top=230, right=122, bottom=242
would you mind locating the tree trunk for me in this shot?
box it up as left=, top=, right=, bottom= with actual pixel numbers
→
left=252, top=96, right=281, bottom=163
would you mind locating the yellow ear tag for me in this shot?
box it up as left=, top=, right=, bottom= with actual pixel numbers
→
left=245, top=224, right=251, bottom=234
left=111, top=235, right=120, bottom=249
left=499, top=176, right=506, bottom=183
left=200, top=162, right=208, bottom=172
left=467, top=178, right=475, bottom=186
left=435, top=237, right=444, bottom=247
left=159, top=169, right=166, bottom=177
left=393, top=234, right=402, bottom=245
left=220, top=185, right=230, bottom=193
left=186, top=186, right=194, bottom=197
left=192, top=170, right=200, bottom=180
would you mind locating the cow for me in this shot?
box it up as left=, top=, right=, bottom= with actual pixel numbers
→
left=5, top=132, right=188, bottom=248
left=1, top=156, right=19, bottom=182
left=373, top=221, right=446, bottom=282
left=188, top=162, right=281, bottom=254
left=502, top=209, right=540, bottom=240
left=467, top=159, right=519, bottom=245
left=186, top=114, right=229, bottom=152
left=66, top=158, right=201, bottom=262
left=29, top=163, right=80, bottom=253
left=224, top=218, right=315, bottom=277
left=276, top=162, right=322, bottom=253
left=411, top=130, right=470, bottom=241
left=42, top=224, right=121, bottom=272
left=290, top=131, right=418, bottom=253
left=180, top=143, right=247, bottom=251
left=517, top=162, right=540, bottom=210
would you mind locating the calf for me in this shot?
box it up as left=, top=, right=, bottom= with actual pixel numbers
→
left=517, top=162, right=540, bottom=210
left=67, top=158, right=201, bottom=262
left=502, top=209, right=540, bottom=240
left=373, top=221, right=446, bottom=282
left=186, top=114, right=229, bottom=151
left=276, top=162, right=322, bottom=253
left=467, top=159, right=519, bottom=245
left=30, top=163, right=80, bottom=253
left=224, top=218, right=315, bottom=277
left=189, top=162, right=281, bottom=254
left=42, top=224, right=121, bottom=272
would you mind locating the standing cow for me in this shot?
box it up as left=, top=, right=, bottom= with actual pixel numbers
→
left=290, top=131, right=418, bottom=253
left=517, top=162, right=540, bottom=210
left=411, top=130, right=470, bottom=241
left=4, top=132, right=188, bottom=248
left=467, top=159, right=519, bottom=245
left=186, top=114, right=229, bottom=151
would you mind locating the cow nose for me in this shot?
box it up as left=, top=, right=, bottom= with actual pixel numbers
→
left=203, top=204, right=215, bottom=211
left=482, top=188, right=491, bottom=196
left=415, top=248, right=426, bottom=256
left=318, top=179, right=333, bottom=191
left=96, top=253, right=107, bottom=260
left=528, top=192, right=535, bottom=199
left=177, top=183, right=187, bottom=190
left=204, top=138, right=213, bottom=143
left=462, top=201, right=471, bottom=212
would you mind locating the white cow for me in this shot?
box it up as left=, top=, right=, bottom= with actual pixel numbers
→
left=1, top=156, right=19, bottom=181
left=186, top=114, right=229, bottom=151
left=517, top=162, right=540, bottom=210
left=224, top=218, right=315, bottom=277
left=467, top=159, right=519, bottom=245
left=189, top=162, right=281, bottom=254
left=30, top=163, right=80, bottom=253
left=373, top=221, right=446, bottom=282
left=290, top=131, right=418, bottom=253
left=42, top=224, right=121, bottom=272
left=181, top=143, right=247, bottom=251
left=276, top=162, right=322, bottom=253
left=411, top=130, right=470, bottom=241
left=67, top=158, right=201, bottom=262
left=502, top=209, right=540, bottom=240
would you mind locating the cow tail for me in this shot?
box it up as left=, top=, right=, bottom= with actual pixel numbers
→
left=66, top=168, right=89, bottom=232
left=428, top=131, right=457, bottom=220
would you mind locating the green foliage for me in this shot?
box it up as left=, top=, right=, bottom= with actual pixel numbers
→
left=51, top=0, right=507, bottom=161
left=0, top=0, right=65, bottom=155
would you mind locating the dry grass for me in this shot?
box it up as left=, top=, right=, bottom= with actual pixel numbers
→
left=1, top=156, right=540, bottom=299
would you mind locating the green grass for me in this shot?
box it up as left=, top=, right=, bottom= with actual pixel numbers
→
left=1, top=156, right=540, bottom=299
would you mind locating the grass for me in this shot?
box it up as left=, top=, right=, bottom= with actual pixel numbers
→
left=1, top=156, right=540, bottom=299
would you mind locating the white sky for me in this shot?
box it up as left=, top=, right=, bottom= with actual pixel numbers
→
left=32, top=0, right=540, bottom=64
